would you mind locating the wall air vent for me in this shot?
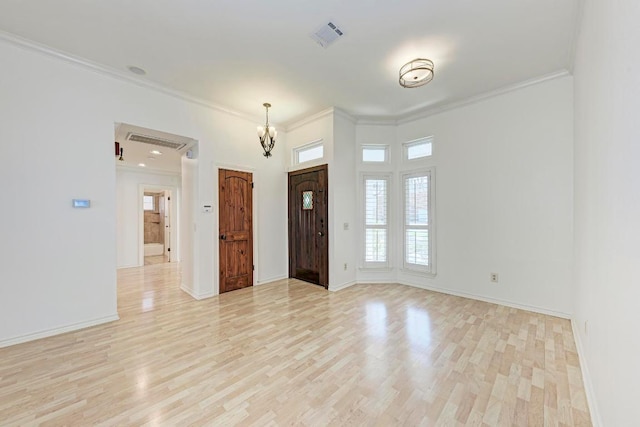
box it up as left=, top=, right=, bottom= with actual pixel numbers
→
left=311, top=22, right=345, bottom=48
left=126, top=132, right=187, bottom=151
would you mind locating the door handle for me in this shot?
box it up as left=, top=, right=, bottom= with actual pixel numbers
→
left=318, top=232, right=324, bottom=236
left=220, top=234, right=226, bottom=240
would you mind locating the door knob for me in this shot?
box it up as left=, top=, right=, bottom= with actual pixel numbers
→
left=220, top=234, right=226, bottom=240
left=318, top=232, right=324, bottom=236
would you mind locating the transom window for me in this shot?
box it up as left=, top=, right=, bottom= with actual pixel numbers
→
left=362, top=145, right=389, bottom=163
left=403, top=137, right=433, bottom=160
left=294, top=140, right=324, bottom=165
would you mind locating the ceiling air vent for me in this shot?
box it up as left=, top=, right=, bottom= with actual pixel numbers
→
left=311, top=22, right=344, bottom=48
left=126, top=132, right=187, bottom=151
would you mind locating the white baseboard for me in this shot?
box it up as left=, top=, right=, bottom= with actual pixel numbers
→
left=256, top=275, right=288, bottom=285
left=180, top=284, right=215, bottom=300
left=571, top=319, right=602, bottom=427
left=0, top=314, right=120, bottom=349
left=397, top=280, right=571, bottom=319
left=329, top=280, right=357, bottom=292
left=117, top=263, right=140, bottom=269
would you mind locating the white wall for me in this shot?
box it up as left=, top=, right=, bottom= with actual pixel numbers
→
left=572, top=0, right=640, bottom=425
left=355, top=77, right=575, bottom=317
left=116, top=167, right=180, bottom=268
left=0, top=37, right=288, bottom=345
left=331, top=111, right=357, bottom=289
left=180, top=156, right=198, bottom=297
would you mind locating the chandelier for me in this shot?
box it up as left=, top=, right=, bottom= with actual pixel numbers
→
left=257, top=103, right=277, bottom=158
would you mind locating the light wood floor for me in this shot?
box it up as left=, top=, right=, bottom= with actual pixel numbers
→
left=144, top=255, right=170, bottom=265
left=0, top=263, right=592, bottom=426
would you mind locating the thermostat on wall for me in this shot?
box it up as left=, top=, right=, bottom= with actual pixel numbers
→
left=72, top=199, right=91, bottom=208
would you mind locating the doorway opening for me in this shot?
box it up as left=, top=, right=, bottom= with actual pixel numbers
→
left=142, top=187, right=173, bottom=265
left=115, top=122, right=196, bottom=272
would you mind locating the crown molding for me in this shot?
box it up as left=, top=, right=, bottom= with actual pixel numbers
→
left=287, top=70, right=572, bottom=130
left=0, top=29, right=571, bottom=131
left=395, top=70, right=571, bottom=125
left=356, top=117, right=398, bottom=126
left=116, top=164, right=181, bottom=177
left=333, top=107, right=357, bottom=124
left=0, top=30, right=265, bottom=125
left=284, top=107, right=335, bottom=132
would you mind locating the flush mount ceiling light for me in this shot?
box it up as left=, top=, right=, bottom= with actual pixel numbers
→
left=150, top=150, right=162, bottom=155
left=399, top=58, right=434, bottom=88
left=257, top=103, right=277, bottom=158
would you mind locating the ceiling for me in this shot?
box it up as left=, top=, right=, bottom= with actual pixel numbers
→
left=114, top=123, right=193, bottom=173
left=0, top=0, right=580, bottom=126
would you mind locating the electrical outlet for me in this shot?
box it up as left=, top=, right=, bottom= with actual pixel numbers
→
left=344, top=263, right=348, bottom=271
left=490, top=273, right=499, bottom=283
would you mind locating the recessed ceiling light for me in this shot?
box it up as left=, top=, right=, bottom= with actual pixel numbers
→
left=128, top=66, right=147, bottom=76
left=150, top=150, right=162, bottom=155
left=138, top=163, right=146, bottom=167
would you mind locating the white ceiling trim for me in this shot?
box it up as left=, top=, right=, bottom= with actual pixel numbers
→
left=356, top=118, right=400, bottom=126
left=333, top=108, right=357, bottom=124
left=116, top=164, right=181, bottom=177
left=0, top=29, right=570, bottom=131
left=286, top=107, right=357, bottom=132
left=0, top=30, right=267, bottom=126
left=395, top=70, right=571, bottom=125
left=285, top=107, right=336, bottom=132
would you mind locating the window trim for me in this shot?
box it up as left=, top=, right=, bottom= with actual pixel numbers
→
left=361, top=172, right=392, bottom=269
left=361, top=144, right=390, bottom=164
left=293, top=139, right=324, bottom=165
left=401, top=168, right=436, bottom=276
left=403, top=136, right=434, bottom=162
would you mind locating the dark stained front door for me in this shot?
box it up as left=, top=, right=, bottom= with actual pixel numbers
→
left=288, top=164, right=328, bottom=288
left=219, top=169, right=253, bottom=293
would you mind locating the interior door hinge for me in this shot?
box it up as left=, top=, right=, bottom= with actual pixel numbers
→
left=252, top=265, right=255, bottom=271
left=167, top=248, right=170, bottom=252
left=251, top=182, right=254, bottom=189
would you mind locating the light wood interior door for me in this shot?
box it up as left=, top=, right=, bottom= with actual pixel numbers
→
left=219, top=169, right=253, bottom=293
left=288, top=164, right=328, bottom=288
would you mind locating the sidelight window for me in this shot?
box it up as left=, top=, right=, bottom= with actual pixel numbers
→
left=363, top=174, right=390, bottom=267
left=403, top=169, right=434, bottom=274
